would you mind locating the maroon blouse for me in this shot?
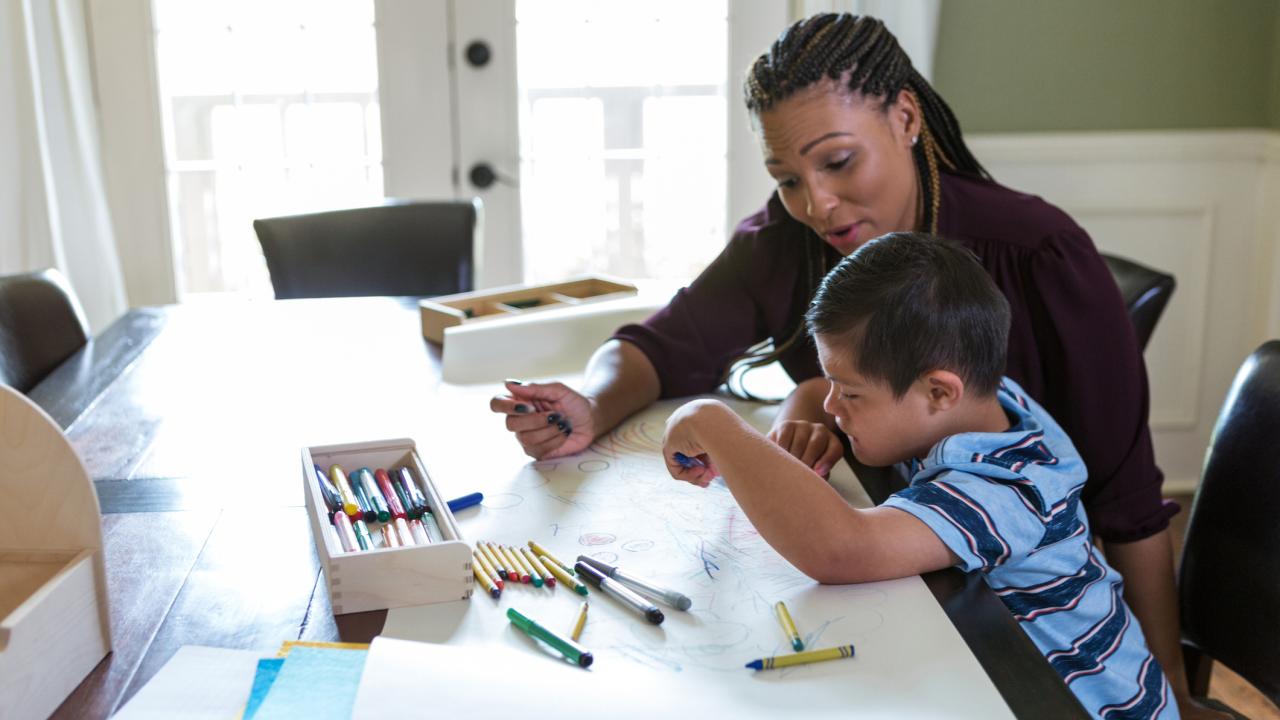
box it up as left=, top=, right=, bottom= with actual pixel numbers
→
left=613, top=171, right=1177, bottom=543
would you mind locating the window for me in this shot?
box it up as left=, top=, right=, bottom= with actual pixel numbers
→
left=515, top=1, right=729, bottom=283
left=153, top=0, right=382, bottom=296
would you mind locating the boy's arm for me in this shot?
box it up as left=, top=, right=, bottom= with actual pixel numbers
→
left=664, top=400, right=958, bottom=584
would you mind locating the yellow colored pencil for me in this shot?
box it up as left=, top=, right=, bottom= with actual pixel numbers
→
left=499, top=544, right=530, bottom=583
left=522, top=547, right=555, bottom=587
left=473, top=550, right=503, bottom=590
left=774, top=601, right=804, bottom=651
left=569, top=601, right=589, bottom=641
left=485, top=541, right=520, bottom=580
left=745, top=644, right=855, bottom=671
left=508, top=544, right=540, bottom=586
left=540, top=554, right=588, bottom=596
left=477, top=542, right=507, bottom=581
left=517, top=546, right=546, bottom=587
left=473, top=555, right=500, bottom=599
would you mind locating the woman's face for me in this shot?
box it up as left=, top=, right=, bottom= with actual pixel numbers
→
left=757, top=84, right=922, bottom=256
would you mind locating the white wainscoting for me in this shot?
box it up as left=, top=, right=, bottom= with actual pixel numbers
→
left=969, top=130, right=1280, bottom=493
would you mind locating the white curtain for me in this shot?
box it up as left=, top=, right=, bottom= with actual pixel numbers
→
left=0, top=0, right=127, bottom=333
left=790, top=0, right=942, bottom=82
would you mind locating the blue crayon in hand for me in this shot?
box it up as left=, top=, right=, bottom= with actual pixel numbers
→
left=673, top=452, right=706, bottom=470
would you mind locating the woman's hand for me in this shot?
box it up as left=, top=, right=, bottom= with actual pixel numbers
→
left=661, top=399, right=722, bottom=487
left=768, top=420, right=844, bottom=478
left=490, top=380, right=596, bottom=459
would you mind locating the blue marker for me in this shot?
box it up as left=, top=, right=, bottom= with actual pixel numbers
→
left=673, top=452, right=706, bottom=469
left=446, top=492, right=484, bottom=513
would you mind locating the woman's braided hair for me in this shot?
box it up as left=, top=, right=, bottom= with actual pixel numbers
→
left=727, top=13, right=990, bottom=399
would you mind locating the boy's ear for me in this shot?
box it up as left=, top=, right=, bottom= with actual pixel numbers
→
left=923, top=370, right=964, bottom=412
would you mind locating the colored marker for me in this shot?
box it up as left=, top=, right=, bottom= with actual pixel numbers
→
left=575, top=562, right=663, bottom=625
left=745, top=644, right=855, bottom=671
left=541, top=555, right=588, bottom=596
left=394, top=517, right=415, bottom=546
left=673, top=451, right=706, bottom=469
left=381, top=524, right=401, bottom=548
left=374, top=468, right=407, bottom=520
left=518, top=547, right=547, bottom=587
left=420, top=511, right=443, bottom=542
left=333, top=511, right=358, bottom=553
left=355, top=468, right=391, bottom=522
left=473, top=555, right=501, bottom=599
left=329, top=465, right=360, bottom=517
left=507, top=608, right=593, bottom=668
left=523, top=548, right=555, bottom=587
left=576, top=556, right=691, bottom=611
left=486, top=541, right=521, bottom=580
left=775, top=601, right=804, bottom=651
left=446, top=492, right=484, bottom=513
left=528, top=540, right=574, bottom=575
left=473, top=550, right=504, bottom=590
left=501, top=545, right=531, bottom=583
left=389, top=474, right=419, bottom=520
left=313, top=464, right=343, bottom=514
left=396, top=467, right=430, bottom=515
left=353, top=519, right=374, bottom=551
left=409, top=518, right=431, bottom=545
left=477, top=542, right=508, bottom=580
left=352, top=482, right=377, bottom=523
left=569, top=601, right=589, bottom=641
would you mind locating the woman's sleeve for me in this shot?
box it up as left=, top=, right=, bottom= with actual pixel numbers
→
left=1023, top=232, right=1179, bottom=543
left=612, top=232, right=772, bottom=398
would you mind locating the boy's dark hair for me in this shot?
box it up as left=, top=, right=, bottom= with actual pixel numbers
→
left=805, top=232, right=1010, bottom=398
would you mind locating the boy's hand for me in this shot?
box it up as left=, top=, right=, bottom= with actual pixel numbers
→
left=661, top=400, right=722, bottom=487
left=768, top=420, right=844, bottom=478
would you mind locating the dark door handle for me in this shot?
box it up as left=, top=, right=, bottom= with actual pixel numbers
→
left=465, top=40, right=491, bottom=68
left=469, top=163, right=497, bottom=189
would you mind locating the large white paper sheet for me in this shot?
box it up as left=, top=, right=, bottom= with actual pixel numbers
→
left=386, top=393, right=1014, bottom=719
left=111, top=646, right=262, bottom=719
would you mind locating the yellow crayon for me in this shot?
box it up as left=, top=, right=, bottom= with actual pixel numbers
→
left=518, top=546, right=548, bottom=587
left=775, top=601, right=804, bottom=651
left=569, top=601, right=589, bottom=641
left=329, top=465, right=360, bottom=517
left=500, top=544, right=530, bottom=583
left=529, top=540, right=574, bottom=575
left=745, top=644, right=855, bottom=671
left=522, top=547, right=555, bottom=587
left=473, top=556, right=501, bottom=599
left=477, top=542, right=508, bottom=581
left=474, top=550, right=504, bottom=590
left=486, top=541, right=521, bottom=580
left=540, top=554, right=588, bottom=596
left=509, top=544, right=536, bottom=580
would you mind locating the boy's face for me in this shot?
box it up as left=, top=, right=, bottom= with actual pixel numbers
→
left=816, top=333, right=937, bottom=467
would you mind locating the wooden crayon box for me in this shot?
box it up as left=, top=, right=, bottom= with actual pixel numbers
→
left=0, top=385, right=112, bottom=720
left=419, top=274, right=638, bottom=343
left=302, top=438, right=473, bottom=614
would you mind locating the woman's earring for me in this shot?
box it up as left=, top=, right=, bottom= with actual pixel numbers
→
left=911, top=135, right=919, bottom=146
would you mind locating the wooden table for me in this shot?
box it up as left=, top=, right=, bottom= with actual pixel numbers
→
left=31, top=297, right=1086, bottom=719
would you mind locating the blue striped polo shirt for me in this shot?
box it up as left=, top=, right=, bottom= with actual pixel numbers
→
left=883, top=378, right=1177, bottom=720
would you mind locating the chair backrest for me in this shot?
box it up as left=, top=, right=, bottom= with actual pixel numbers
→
left=1100, top=253, right=1176, bottom=351
left=253, top=199, right=478, bottom=300
left=1178, top=339, right=1280, bottom=705
left=0, top=269, right=90, bottom=393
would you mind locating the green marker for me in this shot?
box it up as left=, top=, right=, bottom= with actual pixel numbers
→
left=355, top=468, right=391, bottom=522
left=507, top=608, right=593, bottom=668
left=352, top=482, right=377, bottom=523
left=390, top=478, right=418, bottom=520
left=353, top=519, right=374, bottom=550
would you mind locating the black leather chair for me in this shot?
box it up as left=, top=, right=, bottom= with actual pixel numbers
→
left=1101, top=253, right=1176, bottom=351
left=0, top=269, right=90, bottom=393
left=253, top=199, right=478, bottom=299
left=1178, top=340, right=1280, bottom=715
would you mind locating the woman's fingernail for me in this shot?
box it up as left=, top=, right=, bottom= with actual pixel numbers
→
left=514, top=403, right=530, bottom=413
left=814, top=463, right=830, bottom=476
left=505, top=378, right=524, bottom=385
left=547, top=413, right=562, bottom=424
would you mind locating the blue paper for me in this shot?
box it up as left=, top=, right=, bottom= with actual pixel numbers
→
left=252, top=647, right=368, bottom=720
left=243, top=658, right=285, bottom=720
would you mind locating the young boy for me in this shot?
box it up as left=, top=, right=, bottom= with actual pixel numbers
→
left=662, top=233, right=1176, bottom=720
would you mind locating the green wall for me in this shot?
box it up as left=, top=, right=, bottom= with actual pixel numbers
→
left=933, top=0, right=1280, bottom=132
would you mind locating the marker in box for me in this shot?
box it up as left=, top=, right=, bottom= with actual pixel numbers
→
left=394, top=518, right=415, bottom=546
left=333, top=511, right=358, bottom=553
left=312, top=464, right=343, bottom=515
left=374, top=468, right=407, bottom=519
left=329, top=465, right=360, bottom=517
left=388, top=474, right=419, bottom=520
left=352, top=519, right=373, bottom=551
left=408, top=518, right=430, bottom=545
left=352, top=482, right=377, bottom=523
left=395, top=467, right=430, bottom=516
left=354, top=468, right=391, bottom=522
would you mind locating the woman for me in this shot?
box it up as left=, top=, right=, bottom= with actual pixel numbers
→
left=491, top=14, right=1214, bottom=718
